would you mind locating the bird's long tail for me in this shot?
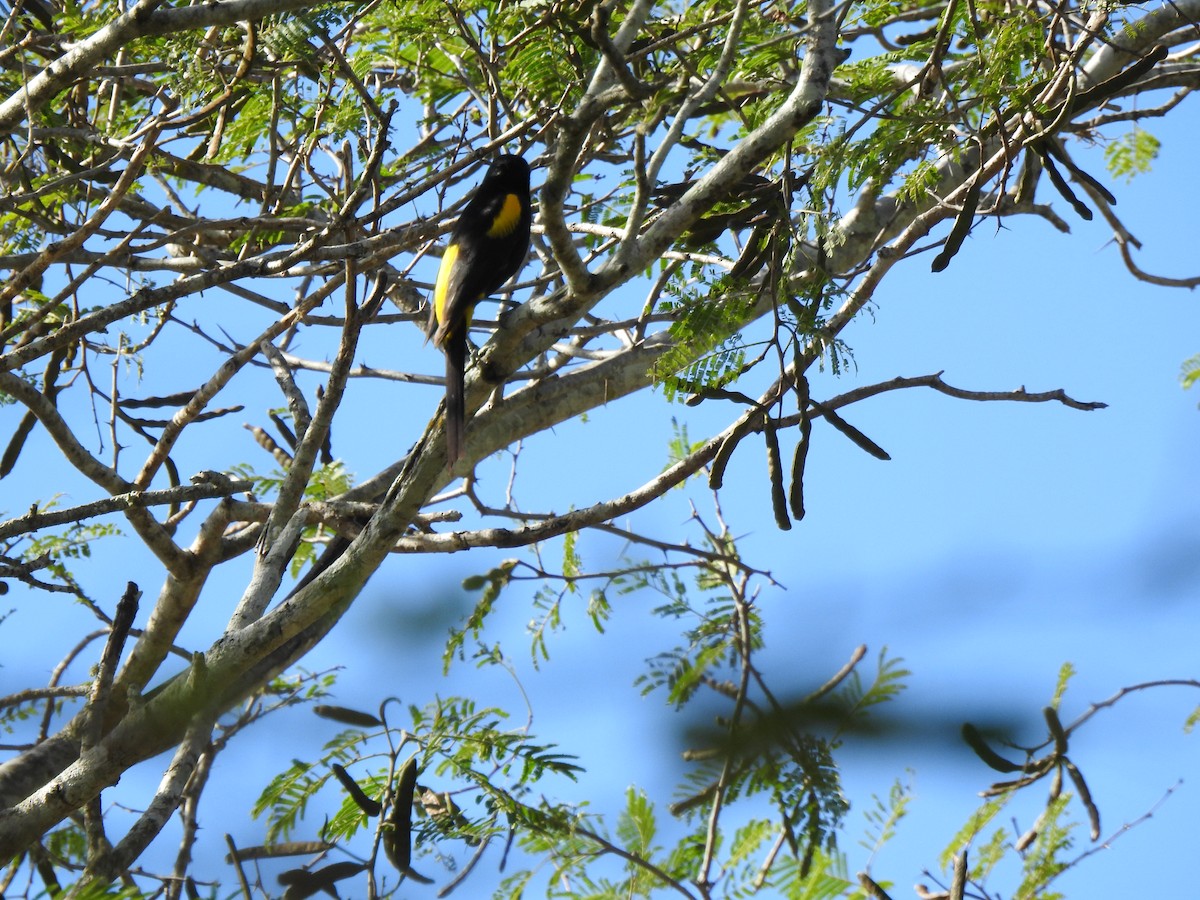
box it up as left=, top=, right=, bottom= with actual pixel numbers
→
left=444, top=333, right=467, bottom=465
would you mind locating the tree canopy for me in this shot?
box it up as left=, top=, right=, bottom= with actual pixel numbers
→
left=1, top=0, right=1198, bottom=896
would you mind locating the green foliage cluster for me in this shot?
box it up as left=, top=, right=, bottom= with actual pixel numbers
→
left=1104, top=128, right=1161, bottom=183
left=241, top=522, right=1167, bottom=900
left=1182, top=354, right=1200, bottom=393
left=248, top=517, right=898, bottom=895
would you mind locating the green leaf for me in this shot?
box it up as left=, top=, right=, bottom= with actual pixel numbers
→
left=771, top=846, right=856, bottom=899
left=1180, top=354, right=1200, bottom=391
left=1015, top=793, right=1076, bottom=899
left=616, top=788, right=658, bottom=858
left=1049, top=662, right=1076, bottom=709
left=859, top=776, right=913, bottom=856
left=1104, top=128, right=1160, bottom=182
left=938, top=799, right=1006, bottom=870
left=251, top=758, right=334, bottom=843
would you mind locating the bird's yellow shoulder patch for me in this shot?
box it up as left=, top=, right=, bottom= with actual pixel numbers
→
left=487, top=194, right=524, bottom=238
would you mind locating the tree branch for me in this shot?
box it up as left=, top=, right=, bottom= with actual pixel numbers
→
left=0, top=0, right=339, bottom=133
left=0, top=476, right=253, bottom=542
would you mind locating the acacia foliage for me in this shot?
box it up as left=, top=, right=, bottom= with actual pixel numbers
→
left=1, top=0, right=1198, bottom=895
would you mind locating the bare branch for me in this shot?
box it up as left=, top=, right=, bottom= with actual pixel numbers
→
left=815, top=372, right=1107, bottom=415
left=0, top=476, right=253, bottom=542
left=1117, top=241, right=1200, bottom=288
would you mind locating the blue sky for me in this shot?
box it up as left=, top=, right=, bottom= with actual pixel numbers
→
left=3, top=100, right=1199, bottom=898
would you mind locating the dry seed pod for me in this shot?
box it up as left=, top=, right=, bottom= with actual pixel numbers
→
left=244, top=423, right=294, bottom=466
left=1038, top=151, right=1092, bottom=220
left=314, top=705, right=383, bottom=729
left=278, top=861, right=367, bottom=899
left=961, top=723, right=1022, bottom=773
left=765, top=415, right=790, bottom=531
left=812, top=400, right=890, bottom=460
left=931, top=176, right=982, bottom=272
left=383, top=757, right=434, bottom=883
left=1043, top=706, right=1068, bottom=757
left=789, top=384, right=812, bottom=520
left=1064, top=759, right=1101, bottom=840
left=331, top=763, right=382, bottom=817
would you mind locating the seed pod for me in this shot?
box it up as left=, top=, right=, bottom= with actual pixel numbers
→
left=418, top=785, right=479, bottom=845
left=244, top=423, right=294, bottom=466
left=1043, top=706, right=1068, bottom=757
left=314, top=705, right=382, bottom=729
left=383, top=757, right=417, bottom=872
left=1038, top=151, right=1092, bottom=221
left=765, top=414, right=790, bottom=531
left=709, top=430, right=738, bottom=490
left=382, top=757, right=433, bottom=882
left=331, top=763, right=382, bottom=817
left=1068, top=44, right=1167, bottom=114
left=1064, top=759, right=1101, bottom=840
left=961, top=723, right=1022, bottom=773
left=789, top=382, right=812, bottom=521
left=811, top=400, right=890, bottom=460
left=1039, top=139, right=1117, bottom=205
left=278, top=862, right=367, bottom=899
left=931, top=175, right=982, bottom=272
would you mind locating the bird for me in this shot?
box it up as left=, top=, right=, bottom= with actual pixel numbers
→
left=426, top=155, right=532, bottom=466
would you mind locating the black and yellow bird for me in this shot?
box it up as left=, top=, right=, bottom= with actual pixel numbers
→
left=426, top=155, right=532, bottom=465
